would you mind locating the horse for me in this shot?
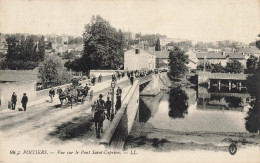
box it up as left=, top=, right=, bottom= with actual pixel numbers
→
left=94, top=99, right=105, bottom=139
left=57, top=88, right=67, bottom=106
left=67, top=88, right=78, bottom=108
left=94, top=109, right=105, bottom=138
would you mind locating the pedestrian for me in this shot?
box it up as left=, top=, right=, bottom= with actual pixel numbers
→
left=49, top=87, right=55, bottom=103
left=91, top=101, right=97, bottom=118
left=98, top=74, right=102, bottom=83
left=116, top=87, right=122, bottom=100
left=11, top=92, right=17, bottom=110
left=21, top=93, right=28, bottom=111
left=127, top=72, right=130, bottom=79
left=57, top=87, right=62, bottom=95
left=130, top=75, right=134, bottom=85
left=95, top=94, right=105, bottom=136
left=84, top=84, right=89, bottom=96
left=117, top=72, right=121, bottom=80
left=115, top=96, right=121, bottom=114
left=92, top=75, right=96, bottom=86
left=105, top=97, right=111, bottom=120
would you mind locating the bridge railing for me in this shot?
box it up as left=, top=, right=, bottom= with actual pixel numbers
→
left=100, top=80, right=140, bottom=147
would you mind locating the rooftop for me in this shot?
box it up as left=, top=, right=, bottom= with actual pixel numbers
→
left=236, top=46, right=260, bottom=54
left=196, top=52, right=245, bottom=59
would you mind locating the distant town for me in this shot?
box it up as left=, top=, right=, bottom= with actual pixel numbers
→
left=0, top=14, right=259, bottom=161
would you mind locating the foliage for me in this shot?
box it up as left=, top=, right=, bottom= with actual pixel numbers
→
left=155, top=39, right=161, bottom=51
left=168, top=46, right=189, bottom=79
left=246, top=55, right=258, bottom=74
left=38, top=55, right=73, bottom=89
left=224, top=96, right=242, bottom=108
left=156, top=58, right=160, bottom=68
left=211, top=63, right=226, bottom=73
left=168, top=87, right=188, bottom=118
left=62, top=51, right=79, bottom=59
left=127, top=33, right=166, bottom=47
left=194, top=40, right=244, bottom=50
left=77, top=15, right=125, bottom=71
left=245, top=59, right=260, bottom=133
left=68, top=36, right=83, bottom=44
left=245, top=99, right=260, bottom=133
left=167, top=41, right=192, bottom=51
left=225, top=59, right=244, bottom=74
left=246, top=61, right=260, bottom=99
left=4, top=34, right=45, bottom=70
left=196, top=63, right=213, bottom=72
left=255, top=34, right=260, bottom=50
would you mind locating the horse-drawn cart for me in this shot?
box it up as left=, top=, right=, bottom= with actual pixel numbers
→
left=56, top=79, right=94, bottom=108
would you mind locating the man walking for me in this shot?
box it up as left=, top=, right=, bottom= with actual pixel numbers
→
left=115, top=87, right=122, bottom=114
left=105, top=97, right=111, bottom=120
left=11, top=92, right=17, bottom=110
left=98, top=74, right=102, bottom=83
left=116, top=87, right=122, bottom=100
left=49, top=87, right=55, bottom=103
left=21, top=93, right=28, bottom=111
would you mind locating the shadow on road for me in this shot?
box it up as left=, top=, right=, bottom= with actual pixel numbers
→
left=48, top=115, right=94, bottom=141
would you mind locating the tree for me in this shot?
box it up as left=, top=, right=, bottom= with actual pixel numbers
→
left=168, top=87, right=188, bottom=118
left=168, top=46, right=189, bottom=79
left=212, top=63, right=226, bottom=73
left=245, top=60, right=260, bottom=133
left=78, top=15, right=125, bottom=72
left=38, top=55, right=72, bottom=89
left=155, top=39, right=161, bottom=51
left=225, top=59, right=244, bottom=74
left=246, top=55, right=258, bottom=74
left=5, top=34, right=45, bottom=70
left=256, top=34, right=260, bottom=49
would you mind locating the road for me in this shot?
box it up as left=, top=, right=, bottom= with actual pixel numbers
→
left=0, top=77, right=131, bottom=149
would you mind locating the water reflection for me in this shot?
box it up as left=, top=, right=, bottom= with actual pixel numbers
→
left=224, top=96, right=242, bottom=108
left=245, top=100, right=260, bottom=133
left=135, top=86, right=250, bottom=133
left=197, top=87, right=248, bottom=111
left=168, top=87, right=189, bottom=119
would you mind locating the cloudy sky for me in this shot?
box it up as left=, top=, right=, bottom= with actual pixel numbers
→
left=0, top=0, right=259, bottom=44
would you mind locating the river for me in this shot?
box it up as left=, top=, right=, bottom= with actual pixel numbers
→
left=124, top=86, right=258, bottom=151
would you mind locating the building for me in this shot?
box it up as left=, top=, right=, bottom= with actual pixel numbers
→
left=159, top=38, right=187, bottom=46
left=196, top=52, right=247, bottom=67
left=236, top=46, right=260, bottom=58
left=186, top=50, right=198, bottom=70
left=124, top=48, right=156, bottom=71
left=151, top=50, right=169, bottom=70
left=207, top=48, right=222, bottom=52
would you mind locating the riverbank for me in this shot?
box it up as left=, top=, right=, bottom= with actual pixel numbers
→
left=125, top=122, right=260, bottom=152
left=168, top=73, right=197, bottom=88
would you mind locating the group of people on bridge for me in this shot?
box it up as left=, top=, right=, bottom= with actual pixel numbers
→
left=91, top=86, right=122, bottom=139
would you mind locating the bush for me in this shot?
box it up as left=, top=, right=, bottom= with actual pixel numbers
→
left=38, top=55, right=73, bottom=89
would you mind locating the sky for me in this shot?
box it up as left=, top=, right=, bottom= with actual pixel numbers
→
left=0, top=0, right=259, bottom=44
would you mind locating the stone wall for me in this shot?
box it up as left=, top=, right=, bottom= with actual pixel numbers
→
left=100, top=80, right=140, bottom=148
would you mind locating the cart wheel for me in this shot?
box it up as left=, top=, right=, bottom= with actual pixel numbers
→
left=229, top=143, right=237, bottom=155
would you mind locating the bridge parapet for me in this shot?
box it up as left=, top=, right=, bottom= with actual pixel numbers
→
left=100, top=80, right=140, bottom=148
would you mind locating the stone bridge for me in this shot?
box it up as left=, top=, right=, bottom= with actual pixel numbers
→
left=99, top=73, right=171, bottom=148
